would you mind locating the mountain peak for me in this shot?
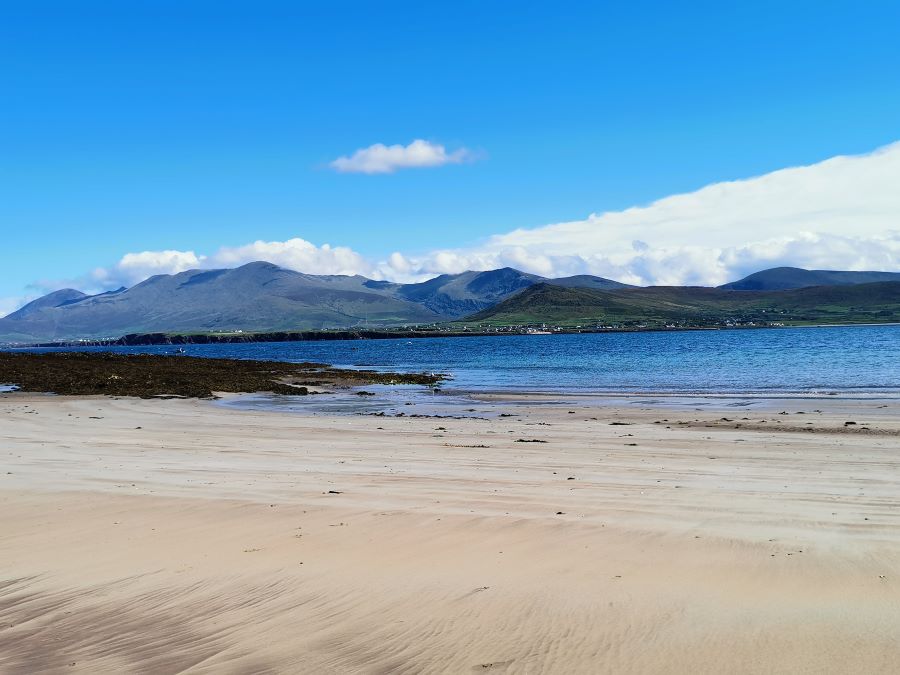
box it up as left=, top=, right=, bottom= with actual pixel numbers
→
left=4, top=289, right=88, bottom=320
left=236, top=261, right=284, bottom=271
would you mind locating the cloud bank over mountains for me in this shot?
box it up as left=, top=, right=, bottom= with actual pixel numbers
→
left=390, top=140, right=900, bottom=286
left=88, top=240, right=372, bottom=291
left=19, top=141, right=900, bottom=308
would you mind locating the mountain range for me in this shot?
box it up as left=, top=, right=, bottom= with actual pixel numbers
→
left=0, top=262, right=627, bottom=342
left=1, top=263, right=898, bottom=343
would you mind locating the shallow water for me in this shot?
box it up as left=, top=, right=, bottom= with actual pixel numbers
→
left=11, top=324, right=900, bottom=396
left=217, top=385, right=503, bottom=418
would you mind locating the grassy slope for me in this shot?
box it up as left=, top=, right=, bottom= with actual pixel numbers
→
left=465, top=282, right=900, bottom=327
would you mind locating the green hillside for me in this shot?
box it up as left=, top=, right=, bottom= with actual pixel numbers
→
left=465, top=282, right=900, bottom=328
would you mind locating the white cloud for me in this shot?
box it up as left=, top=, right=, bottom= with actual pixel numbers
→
left=91, top=250, right=204, bottom=289
left=210, top=238, right=374, bottom=276
left=329, top=139, right=474, bottom=174
left=487, top=142, right=900, bottom=256
left=378, top=141, right=900, bottom=285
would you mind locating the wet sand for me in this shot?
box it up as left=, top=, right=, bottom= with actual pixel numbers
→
left=2, top=391, right=900, bottom=673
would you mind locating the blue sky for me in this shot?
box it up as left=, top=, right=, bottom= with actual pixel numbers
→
left=3, top=1, right=900, bottom=309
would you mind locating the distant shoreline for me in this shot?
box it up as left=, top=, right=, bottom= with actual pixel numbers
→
left=4, top=320, right=899, bottom=349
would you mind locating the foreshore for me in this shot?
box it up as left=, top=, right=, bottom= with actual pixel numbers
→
left=2, top=387, right=900, bottom=673
left=0, top=351, right=443, bottom=398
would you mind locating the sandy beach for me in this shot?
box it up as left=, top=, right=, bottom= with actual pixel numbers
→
left=2, top=390, right=900, bottom=673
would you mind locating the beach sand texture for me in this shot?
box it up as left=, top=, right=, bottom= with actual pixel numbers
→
left=2, top=393, right=900, bottom=673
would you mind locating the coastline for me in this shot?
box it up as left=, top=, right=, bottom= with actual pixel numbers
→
left=2, top=388, right=900, bottom=672
left=9, top=319, right=900, bottom=349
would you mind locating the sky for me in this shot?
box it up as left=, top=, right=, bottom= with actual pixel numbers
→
left=2, top=0, right=900, bottom=314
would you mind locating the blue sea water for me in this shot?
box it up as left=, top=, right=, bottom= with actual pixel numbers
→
left=11, top=324, right=900, bottom=396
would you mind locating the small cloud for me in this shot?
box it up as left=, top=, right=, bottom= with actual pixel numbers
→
left=329, top=139, right=474, bottom=174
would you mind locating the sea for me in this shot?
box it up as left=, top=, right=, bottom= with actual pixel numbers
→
left=11, top=324, right=900, bottom=398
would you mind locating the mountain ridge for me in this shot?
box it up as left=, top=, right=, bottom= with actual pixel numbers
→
left=0, top=263, right=624, bottom=342
left=3, top=263, right=899, bottom=343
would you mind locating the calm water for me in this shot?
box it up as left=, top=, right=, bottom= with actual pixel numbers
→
left=12, top=324, right=900, bottom=396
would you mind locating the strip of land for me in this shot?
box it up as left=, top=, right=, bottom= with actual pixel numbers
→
left=2, top=389, right=899, bottom=673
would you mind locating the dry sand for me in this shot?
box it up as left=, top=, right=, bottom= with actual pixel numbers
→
left=1, top=391, right=900, bottom=673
